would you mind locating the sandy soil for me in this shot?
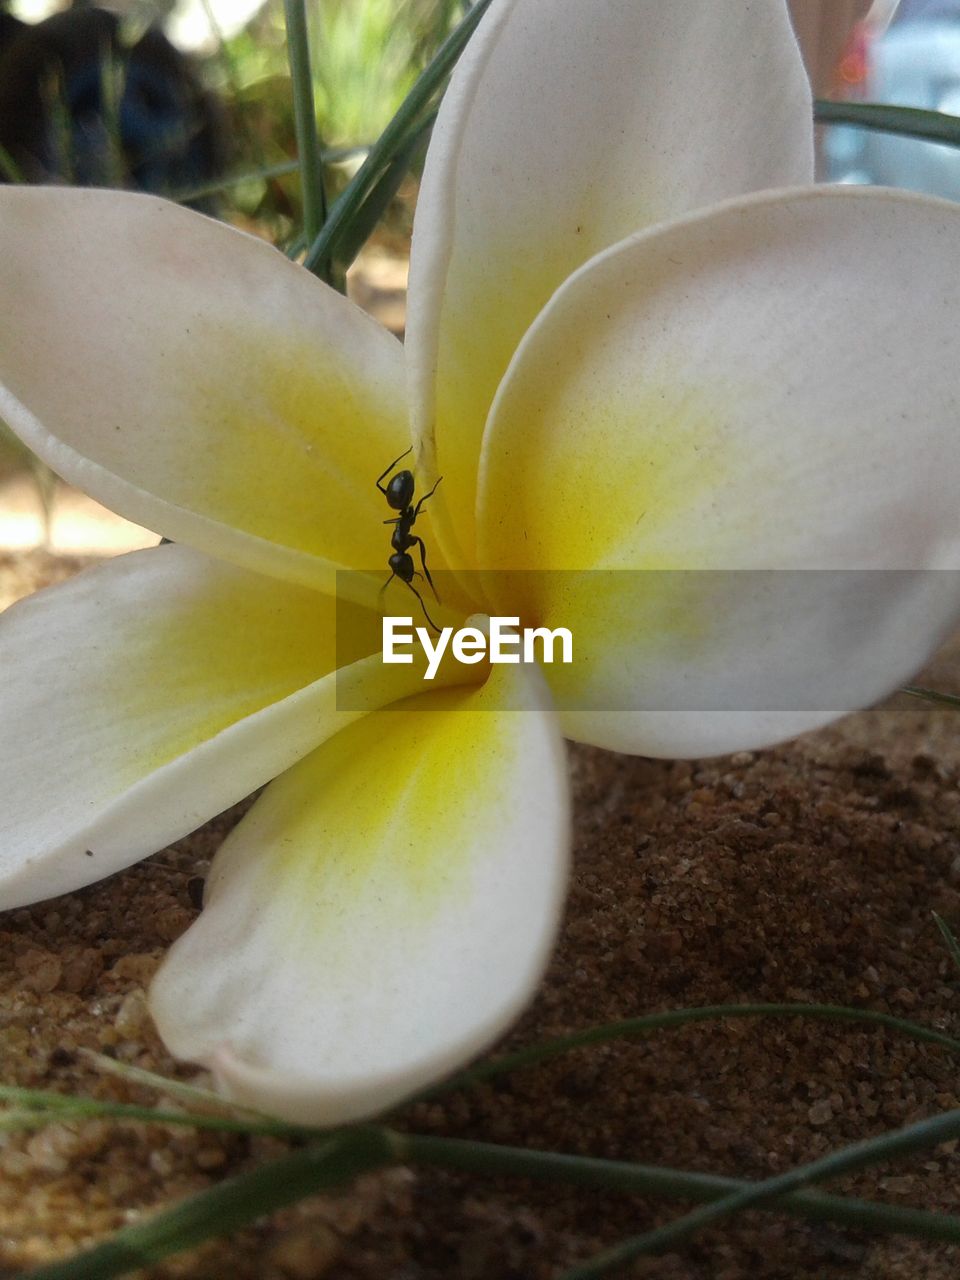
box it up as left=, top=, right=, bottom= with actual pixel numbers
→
left=3, top=549, right=960, bottom=1279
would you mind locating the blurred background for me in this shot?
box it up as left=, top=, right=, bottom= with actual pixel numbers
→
left=2, top=0, right=955, bottom=559
left=821, top=0, right=960, bottom=194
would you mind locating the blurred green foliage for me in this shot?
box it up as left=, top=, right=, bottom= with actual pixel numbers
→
left=211, top=0, right=464, bottom=243
left=313, top=0, right=462, bottom=145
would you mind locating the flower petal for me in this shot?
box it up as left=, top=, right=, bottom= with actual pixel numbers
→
left=406, top=0, right=813, bottom=569
left=149, top=662, right=569, bottom=1125
left=0, top=545, right=438, bottom=908
left=477, top=186, right=960, bottom=757
left=0, top=187, right=408, bottom=595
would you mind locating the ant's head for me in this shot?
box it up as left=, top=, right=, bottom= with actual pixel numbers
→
left=386, top=469, right=415, bottom=510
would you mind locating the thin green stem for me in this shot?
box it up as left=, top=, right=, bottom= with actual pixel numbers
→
left=934, top=911, right=960, bottom=975
left=79, top=1049, right=277, bottom=1121
left=21, top=1121, right=960, bottom=1279
left=303, top=0, right=494, bottom=275
left=1, top=1055, right=301, bottom=1137
left=9, top=1002, right=958, bottom=1135
left=335, top=109, right=437, bottom=269
left=21, top=1128, right=396, bottom=1280
left=0, top=140, right=25, bottom=183
left=0, top=1111, right=61, bottom=1132
left=0, top=1084, right=92, bottom=1110
left=13, top=1000, right=960, bottom=1276
left=560, top=1109, right=960, bottom=1279
left=283, top=0, right=327, bottom=260
left=815, top=99, right=960, bottom=147
left=429, top=1002, right=960, bottom=1097
left=397, top=1132, right=960, bottom=1244
left=0, top=1093, right=304, bottom=1138
left=903, top=684, right=960, bottom=711
left=171, top=149, right=364, bottom=205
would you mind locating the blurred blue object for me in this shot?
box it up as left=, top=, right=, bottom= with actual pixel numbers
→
left=824, top=0, right=960, bottom=200
left=0, top=4, right=228, bottom=207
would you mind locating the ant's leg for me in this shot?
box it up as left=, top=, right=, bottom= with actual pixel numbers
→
left=378, top=571, right=396, bottom=602
left=376, top=447, right=413, bottom=494
left=404, top=579, right=441, bottom=633
left=383, top=517, right=401, bottom=526
left=413, top=475, right=443, bottom=518
left=411, top=536, right=439, bottom=602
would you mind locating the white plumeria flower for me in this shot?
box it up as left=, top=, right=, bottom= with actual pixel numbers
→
left=2, top=0, right=960, bottom=1125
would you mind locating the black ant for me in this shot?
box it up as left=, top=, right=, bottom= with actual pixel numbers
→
left=377, top=447, right=443, bottom=631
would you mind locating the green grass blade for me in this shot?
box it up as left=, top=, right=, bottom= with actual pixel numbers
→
left=815, top=100, right=960, bottom=146
left=0, top=1110, right=64, bottom=1132
left=283, top=0, right=328, bottom=256
left=303, top=0, right=494, bottom=275
left=560, top=1108, right=960, bottom=1279
left=933, top=911, right=960, bottom=974
left=8, top=1001, right=959, bottom=1129
left=1, top=1053, right=301, bottom=1136
left=20, top=1127, right=395, bottom=1280
left=170, top=152, right=364, bottom=205
left=429, top=1002, right=960, bottom=1097
left=79, top=1049, right=266, bottom=1117
left=399, top=1132, right=960, bottom=1244
left=0, top=1084, right=91, bottom=1111
left=0, top=1087, right=304, bottom=1138
left=0, top=141, right=25, bottom=183
left=337, top=108, right=437, bottom=268
left=285, top=231, right=308, bottom=259
left=903, top=684, right=960, bottom=710
left=21, top=1120, right=960, bottom=1279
